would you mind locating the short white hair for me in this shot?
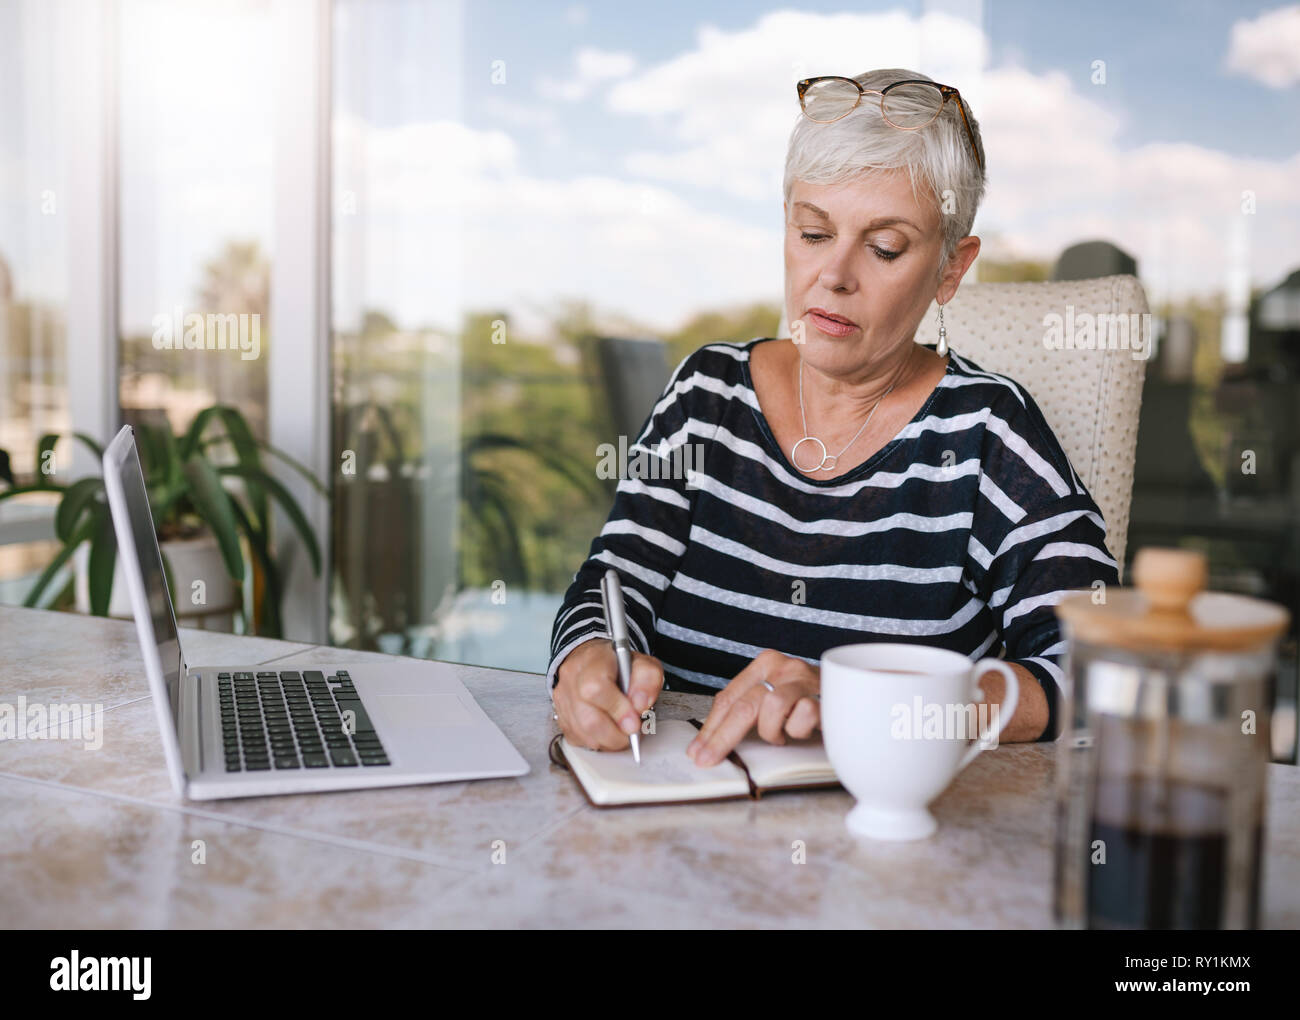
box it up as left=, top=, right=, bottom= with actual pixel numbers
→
left=783, top=68, right=986, bottom=269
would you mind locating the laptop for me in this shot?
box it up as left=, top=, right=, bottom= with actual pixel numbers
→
left=102, top=424, right=529, bottom=800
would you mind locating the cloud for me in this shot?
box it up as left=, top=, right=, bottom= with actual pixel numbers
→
left=331, top=8, right=1300, bottom=335
left=1225, top=5, right=1300, bottom=88
left=597, top=9, right=1300, bottom=300
left=609, top=9, right=987, bottom=199
left=331, top=114, right=777, bottom=334
left=539, top=47, right=638, bottom=102
left=476, top=93, right=568, bottom=149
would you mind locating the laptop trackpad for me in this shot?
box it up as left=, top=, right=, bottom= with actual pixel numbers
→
left=374, top=693, right=475, bottom=728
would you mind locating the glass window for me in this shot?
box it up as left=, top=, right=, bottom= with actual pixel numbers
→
left=984, top=2, right=1299, bottom=757
left=328, top=3, right=1297, bottom=759
left=331, top=0, right=628, bottom=669
left=7, top=2, right=1292, bottom=754
left=0, top=0, right=71, bottom=604
left=117, top=0, right=274, bottom=439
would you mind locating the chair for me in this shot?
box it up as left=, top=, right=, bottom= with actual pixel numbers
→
left=913, top=274, right=1150, bottom=576
left=1051, top=240, right=1138, bottom=281
left=592, top=336, right=672, bottom=441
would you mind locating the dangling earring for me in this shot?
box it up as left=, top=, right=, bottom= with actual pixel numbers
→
left=936, top=303, right=948, bottom=357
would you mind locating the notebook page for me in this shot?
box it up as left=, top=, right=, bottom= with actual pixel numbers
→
left=561, top=719, right=749, bottom=805
left=731, top=732, right=837, bottom=789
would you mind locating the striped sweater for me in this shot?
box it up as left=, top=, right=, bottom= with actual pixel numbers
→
left=547, top=338, right=1118, bottom=741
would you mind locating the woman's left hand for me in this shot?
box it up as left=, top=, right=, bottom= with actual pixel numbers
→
left=687, top=649, right=820, bottom=767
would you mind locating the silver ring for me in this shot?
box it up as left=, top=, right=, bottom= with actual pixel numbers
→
left=760, top=680, right=776, bottom=693
left=790, top=436, right=829, bottom=473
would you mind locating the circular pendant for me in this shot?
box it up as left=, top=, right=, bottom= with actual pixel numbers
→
left=791, top=435, right=829, bottom=473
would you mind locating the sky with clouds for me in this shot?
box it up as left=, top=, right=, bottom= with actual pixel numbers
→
left=9, top=0, right=1295, bottom=338
left=335, top=0, right=1300, bottom=335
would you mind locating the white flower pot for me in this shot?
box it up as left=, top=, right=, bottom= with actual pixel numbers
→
left=75, top=531, right=239, bottom=629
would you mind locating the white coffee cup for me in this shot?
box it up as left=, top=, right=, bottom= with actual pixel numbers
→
left=820, top=643, right=1019, bottom=841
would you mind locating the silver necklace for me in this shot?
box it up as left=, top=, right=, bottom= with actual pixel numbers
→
left=790, top=357, right=903, bottom=474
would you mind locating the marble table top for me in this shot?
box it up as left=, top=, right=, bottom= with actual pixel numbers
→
left=1, top=604, right=1296, bottom=929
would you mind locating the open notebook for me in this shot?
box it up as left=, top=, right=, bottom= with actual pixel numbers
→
left=549, top=718, right=840, bottom=807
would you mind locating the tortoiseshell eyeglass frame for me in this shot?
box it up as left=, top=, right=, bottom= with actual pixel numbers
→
left=796, top=76, right=984, bottom=172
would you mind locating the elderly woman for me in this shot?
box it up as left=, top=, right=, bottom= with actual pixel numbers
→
left=547, top=68, right=1117, bottom=766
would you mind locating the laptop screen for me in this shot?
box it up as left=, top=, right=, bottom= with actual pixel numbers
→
left=109, top=432, right=184, bottom=718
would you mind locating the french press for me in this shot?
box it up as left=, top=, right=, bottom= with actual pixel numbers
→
left=1052, top=547, right=1290, bottom=929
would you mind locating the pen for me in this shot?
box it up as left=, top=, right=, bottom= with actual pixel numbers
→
left=600, top=568, right=640, bottom=764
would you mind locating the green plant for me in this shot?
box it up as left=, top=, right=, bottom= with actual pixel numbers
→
left=456, top=431, right=604, bottom=589
left=0, top=407, right=325, bottom=636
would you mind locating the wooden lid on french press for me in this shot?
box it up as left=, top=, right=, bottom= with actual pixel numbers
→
left=1054, top=547, right=1290, bottom=653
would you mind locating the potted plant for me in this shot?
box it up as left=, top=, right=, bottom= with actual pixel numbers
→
left=0, top=406, right=324, bottom=637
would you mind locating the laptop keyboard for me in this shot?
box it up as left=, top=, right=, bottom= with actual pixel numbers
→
left=218, top=670, right=391, bottom=772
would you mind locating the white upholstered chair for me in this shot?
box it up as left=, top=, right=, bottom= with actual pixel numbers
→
left=912, top=274, right=1150, bottom=576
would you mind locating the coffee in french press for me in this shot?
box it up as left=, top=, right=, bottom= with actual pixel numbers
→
left=1053, top=547, right=1287, bottom=930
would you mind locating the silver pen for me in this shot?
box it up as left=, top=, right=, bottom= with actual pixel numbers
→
left=600, top=568, right=640, bottom=764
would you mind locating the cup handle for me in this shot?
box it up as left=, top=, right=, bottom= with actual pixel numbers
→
left=955, top=659, right=1019, bottom=772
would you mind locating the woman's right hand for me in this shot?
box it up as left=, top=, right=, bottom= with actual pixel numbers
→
left=553, top=638, right=664, bottom=750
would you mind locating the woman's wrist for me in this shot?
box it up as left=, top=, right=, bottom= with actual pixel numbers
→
left=554, top=635, right=611, bottom=688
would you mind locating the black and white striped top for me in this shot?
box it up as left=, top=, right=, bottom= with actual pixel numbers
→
left=548, top=339, right=1118, bottom=741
